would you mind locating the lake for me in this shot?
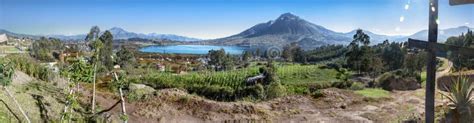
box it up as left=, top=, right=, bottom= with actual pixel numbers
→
left=139, top=45, right=248, bottom=55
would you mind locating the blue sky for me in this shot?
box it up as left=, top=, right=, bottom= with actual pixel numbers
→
left=0, top=0, right=472, bottom=39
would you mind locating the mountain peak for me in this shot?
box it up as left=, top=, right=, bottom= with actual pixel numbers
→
left=109, top=27, right=126, bottom=32
left=277, top=13, right=299, bottom=21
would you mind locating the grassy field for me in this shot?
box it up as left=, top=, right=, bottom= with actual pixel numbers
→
left=278, top=64, right=338, bottom=85
left=355, top=88, right=390, bottom=99
left=0, top=46, right=20, bottom=52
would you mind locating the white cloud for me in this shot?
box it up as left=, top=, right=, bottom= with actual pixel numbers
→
left=396, top=27, right=401, bottom=32
left=405, top=4, right=410, bottom=10
left=400, top=16, right=405, bottom=22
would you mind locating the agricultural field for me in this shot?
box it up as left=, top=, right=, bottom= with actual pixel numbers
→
left=134, top=63, right=341, bottom=101
left=0, top=46, right=21, bottom=53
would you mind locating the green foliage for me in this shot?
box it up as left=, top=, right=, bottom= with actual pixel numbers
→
left=0, top=59, right=14, bottom=86
left=30, top=37, right=63, bottom=62
left=138, top=63, right=340, bottom=101
left=111, top=71, right=129, bottom=90
left=355, top=88, right=390, bottom=99
left=116, top=45, right=137, bottom=69
left=331, top=81, right=353, bottom=89
left=381, top=42, right=406, bottom=71
left=376, top=69, right=421, bottom=91
left=306, top=45, right=348, bottom=62
left=346, top=30, right=374, bottom=74
left=64, top=58, right=94, bottom=83
left=85, top=26, right=101, bottom=42
left=242, top=51, right=252, bottom=62
left=350, top=82, right=365, bottom=90
left=404, top=51, right=427, bottom=73
left=266, top=81, right=286, bottom=99
left=6, top=55, right=53, bottom=81
left=441, top=76, right=473, bottom=122
left=208, top=49, right=235, bottom=71
left=282, top=43, right=307, bottom=63
left=311, top=90, right=324, bottom=98
left=446, top=29, right=474, bottom=70
left=98, top=31, right=115, bottom=71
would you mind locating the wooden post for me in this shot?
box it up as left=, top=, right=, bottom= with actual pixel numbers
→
left=425, top=0, right=438, bottom=122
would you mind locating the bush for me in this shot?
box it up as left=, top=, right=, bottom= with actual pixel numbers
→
left=266, top=82, right=286, bottom=99
left=286, top=85, right=310, bottom=95
left=350, top=82, right=365, bottom=90
left=242, top=84, right=266, bottom=100
left=331, top=81, right=353, bottom=89
left=377, top=71, right=421, bottom=91
left=311, top=90, right=324, bottom=98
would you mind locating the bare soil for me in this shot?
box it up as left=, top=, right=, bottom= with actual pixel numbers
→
left=80, top=87, right=433, bottom=123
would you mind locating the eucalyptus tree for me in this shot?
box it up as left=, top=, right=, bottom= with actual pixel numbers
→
left=0, top=59, right=31, bottom=123
left=85, top=26, right=104, bottom=116
left=99, top=31, right=115, bottom=71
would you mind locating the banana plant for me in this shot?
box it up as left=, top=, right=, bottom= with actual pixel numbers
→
left=0, top=59, right=31, bottom=123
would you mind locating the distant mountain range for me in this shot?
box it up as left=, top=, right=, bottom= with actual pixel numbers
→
left=398, top=26, right=473, bottom=42
left=1, top=13, right=472, bottom=48
left=200, top=13, right=473, bottom=49
left=0, top=27, right=202, bottom=42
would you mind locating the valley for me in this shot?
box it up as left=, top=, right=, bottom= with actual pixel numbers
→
left=1, top=1, right=473, bottom=122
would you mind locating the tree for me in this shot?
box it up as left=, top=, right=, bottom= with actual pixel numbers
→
left=0, top=59, right=31, bottom=123
left=293, top=46, right=307, bottom=63
left=116, top=45, right=136, bottom=70
left=353, top=29, right=370, bottom=46
left=346, top=29, right=371, bottom=74
left=242, top=50, right=252, bottom=62
left=85, top=26, right=100, bottom=42
left=282, top=45, right=294, bottom=62
left=404, top=51, right=427, bottom=73
left=30, top=37, right=64, bottom=62
left=208, top=49, right=234, bottom=71
left=87, top=26, right=104, bottom=114
left=99, top=31, right=115, bottom=71
left=282, top=43, right=306, bottom=63
left=446, top=29, right=474, bottom=70
left=381, top=42, right=405, bottom=71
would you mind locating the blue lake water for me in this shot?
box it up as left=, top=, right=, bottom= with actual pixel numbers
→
left=139, top=45, right=247, bottom=55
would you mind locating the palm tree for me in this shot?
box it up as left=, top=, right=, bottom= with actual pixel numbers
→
left=1, top=60, right=31, bottom=123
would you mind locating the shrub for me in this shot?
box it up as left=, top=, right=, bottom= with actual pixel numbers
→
left=350, top=82, right=365, bottom=90
left=266, top=82, right=286, bottom=99
left=286, top=85, right=310, bottom=95
left=311, top=90, right=324, bottom=98
left=331, top=81, right=353, bottom=89
left=377, top=70, right=421, bottom=91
